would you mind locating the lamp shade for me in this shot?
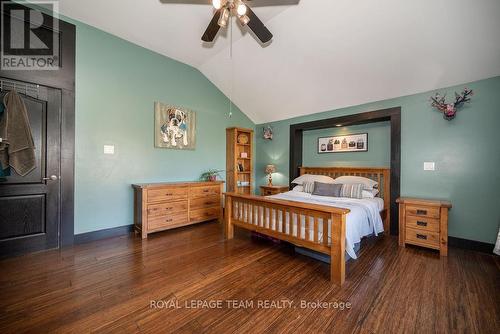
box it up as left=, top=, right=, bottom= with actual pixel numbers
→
left=265, top=164, right=276, bottom=174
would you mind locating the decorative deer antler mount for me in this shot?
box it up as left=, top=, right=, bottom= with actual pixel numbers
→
left=430, top=88, right=473, bottom=121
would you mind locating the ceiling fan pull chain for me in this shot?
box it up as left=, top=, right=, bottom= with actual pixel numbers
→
left=229, top=17, right=233, bottom=118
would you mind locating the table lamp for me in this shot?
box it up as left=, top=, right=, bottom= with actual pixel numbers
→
left=265, top=164, right=276, bottom=186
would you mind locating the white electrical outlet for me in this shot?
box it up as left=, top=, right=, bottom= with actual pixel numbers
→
left=103, top=145, right=115, bottom=155
left=423, top=162, right=435, bottom=171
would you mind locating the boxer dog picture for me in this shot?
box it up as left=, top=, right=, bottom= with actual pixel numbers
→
left=154, top=102, right=196, bottom=149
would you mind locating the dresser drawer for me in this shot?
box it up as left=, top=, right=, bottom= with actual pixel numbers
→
left=190, top=185, right=221, bottom=199
left=148, top=212, right=188, bottom=230
left=406, top=215, right=440, bottom=232
left=405, top=228, right=440, bottom=248
left=262, top=189, right=276, bottom=196
left=190, top=207, right=220, bottom=223
left=147, top=187, right=188, bottom=203
left=147, top=201, right=188, bottom=217
left=406, top=205, right=440, bottom=219
left=190, top=196, right=220, bottom=210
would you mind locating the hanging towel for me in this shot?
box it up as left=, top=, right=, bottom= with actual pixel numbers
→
left=0, top=90, right=36, bottom=176
left=0, top=100, right=10, bottom=180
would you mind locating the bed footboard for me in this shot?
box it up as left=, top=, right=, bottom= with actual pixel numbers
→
left=224, top=193, right=350, bottom=286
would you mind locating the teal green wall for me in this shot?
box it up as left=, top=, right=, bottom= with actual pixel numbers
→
left=303, top=122, right=390, bottom=167
left=73, top=22, right=254, bottom=234
left=256, top=76, right=500, bottom=244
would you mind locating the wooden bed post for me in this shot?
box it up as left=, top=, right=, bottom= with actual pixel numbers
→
left=330, top=213, right=346, bottom=286
left=225, top=195, right=234, bottom=239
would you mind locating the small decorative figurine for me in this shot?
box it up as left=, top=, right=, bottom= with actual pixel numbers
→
left=430, top=88, right=473, bottom=121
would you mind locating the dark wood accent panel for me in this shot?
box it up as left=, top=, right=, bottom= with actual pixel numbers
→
left=0, top=195, right=45, bottom=239
left=0, top=223, right=498, bottom=333
left=289, top=107, right=401, bottom=235
left=289, top=125, right=303, bottom=186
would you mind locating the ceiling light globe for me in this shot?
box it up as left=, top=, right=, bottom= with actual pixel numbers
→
left=237, top=3, right=247, bottom=16
left=212, top=0, right=222, bottom=10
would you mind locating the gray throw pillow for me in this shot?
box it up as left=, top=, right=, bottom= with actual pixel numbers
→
left=312, top=182, right=342, bottom=197
left=340, top=183, right=364, bottom=199
left=303, top=181, right=315, bottom=194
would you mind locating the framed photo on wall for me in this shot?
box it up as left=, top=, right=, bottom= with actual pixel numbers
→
left=318, top=133, right=368, bottom=153
left=154, top=102, right=196, bottom=150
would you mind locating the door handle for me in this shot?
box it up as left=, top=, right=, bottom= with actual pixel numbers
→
left=43, top=175, right=58, bottom=181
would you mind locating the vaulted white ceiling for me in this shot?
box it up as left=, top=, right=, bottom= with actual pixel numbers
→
left=58, top=0, right=500, bottom=123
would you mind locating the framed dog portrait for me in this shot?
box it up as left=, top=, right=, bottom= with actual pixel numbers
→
left=154, top=102, right=196, bottom=150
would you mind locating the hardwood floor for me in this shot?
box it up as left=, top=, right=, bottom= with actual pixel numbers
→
left=0, top=221, right=498, bottom=333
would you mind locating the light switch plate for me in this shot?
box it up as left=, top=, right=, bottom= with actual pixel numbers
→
left=423, top=162, right=435, bottom=171
left=103, top=145, right=115, bottom=155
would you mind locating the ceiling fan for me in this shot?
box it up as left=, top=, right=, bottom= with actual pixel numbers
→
left=202, top=0, right=273, bottom=44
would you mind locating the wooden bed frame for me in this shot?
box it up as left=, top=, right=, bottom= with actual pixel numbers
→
left=224, top=167, right=390, bottom=286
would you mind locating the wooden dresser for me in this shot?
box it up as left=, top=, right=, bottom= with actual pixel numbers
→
left=397, top=197, right=452, bottom=256
left=260, top=185, right=289, bottom=196
left=132, top=181, right=224, bottom=238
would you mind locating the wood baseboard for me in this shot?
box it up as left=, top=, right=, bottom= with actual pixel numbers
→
left=74, top=225, right=134, bottom=244
left=448, top=236, right=495, bottom=254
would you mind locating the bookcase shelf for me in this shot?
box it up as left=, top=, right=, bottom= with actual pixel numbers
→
left=226, top=127, right=253, bottom=195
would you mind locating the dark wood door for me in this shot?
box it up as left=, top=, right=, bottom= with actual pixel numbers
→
left=0, top=79, right=61, bottom=257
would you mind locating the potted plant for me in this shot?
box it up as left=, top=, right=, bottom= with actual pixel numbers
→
left=200, top=169, right=224, bottom=182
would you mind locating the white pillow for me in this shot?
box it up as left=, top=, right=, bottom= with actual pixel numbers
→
left=291, top=174, right=334, bottom=185
left=361, top=189, right=379, bottom=198
left=292, top=185, right=304, bottom=192
left=333, top=176, right=378, bottom=190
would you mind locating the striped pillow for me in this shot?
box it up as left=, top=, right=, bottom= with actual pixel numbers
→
left=303, top=181, right=315, bottom=194
left=340, top=183, right=364, bottom=199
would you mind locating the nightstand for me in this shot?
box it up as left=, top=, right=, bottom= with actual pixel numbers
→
left=260, top=185, right=289, bottom=196
left=397, top=197, right=452, bottom=256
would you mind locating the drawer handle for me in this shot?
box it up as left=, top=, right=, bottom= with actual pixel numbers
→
left=416, top=209, right=427, bottom=215
left=165, top=207, right=173, bottom=211
left=416, top=221, right=427, bottom=227
left=416, top=234, right=427, bottom=240
left=165, top=218, right=173, bottom=222
left=203, top=189, right=210, bottom=193
left=165, top=193, right=173, bottom=196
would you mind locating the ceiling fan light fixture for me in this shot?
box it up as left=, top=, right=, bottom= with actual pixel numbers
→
left=238, top=14, right=250, bottom=26
left=212, top=0, right=224, bottom=10
left=218, top=8, right=230, bottom=28
left=236, top=3, right=247, bottom=16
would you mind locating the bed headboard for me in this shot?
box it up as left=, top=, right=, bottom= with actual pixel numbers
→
left=299, top=166, right=391, bottom=230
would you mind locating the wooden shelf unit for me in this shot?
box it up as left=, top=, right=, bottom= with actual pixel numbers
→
left=226, top=127, right=254, bottom=195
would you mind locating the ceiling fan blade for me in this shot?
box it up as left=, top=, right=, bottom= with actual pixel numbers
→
left=246, top=6, right=273, bottom=43
left=201, top=8, right=222, bottom=42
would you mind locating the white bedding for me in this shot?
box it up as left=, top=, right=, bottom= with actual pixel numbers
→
left=267, top=191, right=384, bottom=259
